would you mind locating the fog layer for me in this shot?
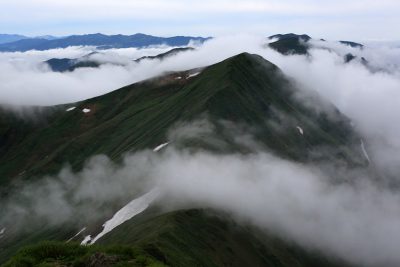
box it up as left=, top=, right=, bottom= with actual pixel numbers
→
left=1, top=35, right=400, bottom=266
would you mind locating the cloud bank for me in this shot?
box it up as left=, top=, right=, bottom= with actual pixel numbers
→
left=1, top=35, right=399, bottom=160
left=1, top=35, right=400, bottom=266
left=0, top=133, right=399, bottom=266
left=0, top=45, right=190, bottom=105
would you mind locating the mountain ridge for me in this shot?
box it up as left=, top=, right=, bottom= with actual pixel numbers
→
left=0, top=52, right=365, bottom=186
left=0, top=33, right=211, bottom=52
left=0, top=52, right=367, bottom=266
left=0, top=34, right=28, bottom=44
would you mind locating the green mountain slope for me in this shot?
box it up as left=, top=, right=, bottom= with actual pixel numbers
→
left=0, top=53, right=364, bottom=188
left=98, top=209, right=349, bottom=267
left=2, top=241, right=168, bottom=267
left=0, top=53, right=366, bottom=266
left=2, top=209, right=349, bottom=267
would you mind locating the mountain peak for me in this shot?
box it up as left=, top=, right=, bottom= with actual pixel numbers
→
left=0, top=51, right=364, bottom=186
left=208, top=52, right=279, bottom=76
left=268, top=34, right=311, bottom=55
left=224, top=52, right=266, bottom=62
left=269, top=33, right=312, bottom=41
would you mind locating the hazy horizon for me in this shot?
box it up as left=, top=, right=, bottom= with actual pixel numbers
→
left=1, top=0, right=399, bottom=41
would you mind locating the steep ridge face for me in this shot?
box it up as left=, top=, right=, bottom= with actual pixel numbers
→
left=0, top=53, right=365, bottom=188
left=0, top=53, right=366, bottom=266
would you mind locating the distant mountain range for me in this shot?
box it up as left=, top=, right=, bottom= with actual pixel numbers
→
left=0, top=34, right=60, bottom=45
left=0, top=33, right=210, bottom=52
left=0, top=34, right=28, bottom=44
left=41, top=32, right=368, bottom=74
left=0, top=32, right=364, bottom=55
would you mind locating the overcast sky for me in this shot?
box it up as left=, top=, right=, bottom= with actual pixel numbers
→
left=0, top=0, right=399, bottom=41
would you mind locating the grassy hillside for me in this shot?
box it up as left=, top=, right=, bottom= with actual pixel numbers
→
left=2, top=209, right=349, bottom=267
left=0, top=53, right=365, bottom=188
left=1, top=241, right=167, bottom=267
left=0, top=53, right=366, bottom=266
left=99, top=209, right=350, bottom=267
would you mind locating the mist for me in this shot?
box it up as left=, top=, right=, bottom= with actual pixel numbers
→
left=1, top=35, right=400, bottom=266
left=2, top=33, right=397, bottom=174
left=1, top=132, right=400, bottom=266
left=0, top=43, right=205, bottom=105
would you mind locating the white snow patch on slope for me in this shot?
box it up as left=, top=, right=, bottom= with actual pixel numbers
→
left=66, top=107, right=76, bottom=112
left=175, top=76, right=182, bottom=80
left=81, top=235, right=92, bottom=245
left=0, top=228, right=4, bottom=239
left=296, top=126, right=304, bottom=135
left=82, top=108, right=91, bottom=113
left=90, top=189, right=159, bottom=244
left=187, top=72, right=201, bottom=79
left=153, top=142, right=169, bottom=152
left=361, top=139, right=371, bottom=163
left=67, top=227, right=86, bottom=243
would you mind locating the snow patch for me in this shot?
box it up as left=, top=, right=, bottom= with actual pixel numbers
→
left=175, top=76, right=182, bottom=80
left=153, top=142, right=169, bottom=152
left=66, top=107, right=76, bottom=112
left=81, top=235, right=92, bottom=245
left=187, top=72, right=201, bottom=79
left=296, top=126, right=304, bottom=135
left=82, top=108, right=91, bottom=113
left=0, top=228, right=5, bottom=235
left=67, top=227, right=86, bottom=243
left=90, top=189, right=159, bottom=244
left=361, top=139, right=371, bottom=163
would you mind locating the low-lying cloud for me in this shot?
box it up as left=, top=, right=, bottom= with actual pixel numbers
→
left=0, top=44, right=198, bottom=106
left=2, top=34, right=398, bottom=172
left=1, top=35, right=400, bottom=266
left=1, top=136, right=399, bottom=266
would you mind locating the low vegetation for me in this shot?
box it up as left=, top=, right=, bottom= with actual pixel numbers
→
left=1, top=241, right=168, bottom=267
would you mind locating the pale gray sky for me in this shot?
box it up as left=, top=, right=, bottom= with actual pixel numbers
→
left=1, top=0, right=399, bottom=41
